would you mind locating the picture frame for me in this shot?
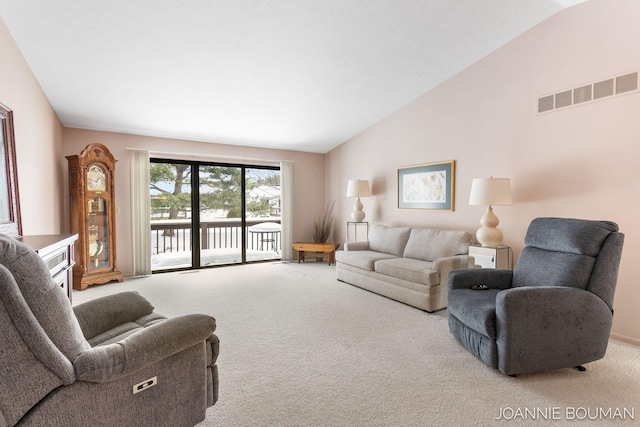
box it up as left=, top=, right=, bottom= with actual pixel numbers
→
left=0, top=102, right=22, bottom=236
left=397, top=160, right=455, bottom=211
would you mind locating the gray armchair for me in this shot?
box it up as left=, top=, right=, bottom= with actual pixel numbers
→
left=0, top=234, right=218, bottom=426
left=447, top=217, right=624, bottom=376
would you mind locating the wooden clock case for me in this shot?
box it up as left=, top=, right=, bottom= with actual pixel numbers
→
left=67, top=143, right=123, bottom=290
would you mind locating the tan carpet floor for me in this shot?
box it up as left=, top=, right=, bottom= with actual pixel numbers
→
left=73, top=261, right=640, bottom=426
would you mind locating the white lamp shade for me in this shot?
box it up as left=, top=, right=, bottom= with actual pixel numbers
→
left=469, top=177, right=512, bottom=206
left=346, top=179, right=370, bottom=197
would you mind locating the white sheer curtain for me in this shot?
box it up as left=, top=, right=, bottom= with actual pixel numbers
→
left=129, top=149, right=151, bottom=276
left=280, top=160, right=294, bottom=261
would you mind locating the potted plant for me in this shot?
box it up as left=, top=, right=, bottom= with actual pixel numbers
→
left=313, top=199, right=336, bottom=243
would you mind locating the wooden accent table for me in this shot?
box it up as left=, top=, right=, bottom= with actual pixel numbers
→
left=293, top=242, right=340, bottom=266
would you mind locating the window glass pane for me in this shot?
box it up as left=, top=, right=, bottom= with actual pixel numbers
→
left=246, top=168, right=281, bottom=262
left=199, top=165, right=243, bottom=266
left=150, top=162, right=193, bottom=271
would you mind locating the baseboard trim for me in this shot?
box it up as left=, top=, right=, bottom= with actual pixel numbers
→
left=610, top=332, right=640, bottom=346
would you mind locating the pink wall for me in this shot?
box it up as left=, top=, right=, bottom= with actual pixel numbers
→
left=326, top=0, right=640, bottom=344
left=0, top=17, right=65, bottom=234
left=63, top=128, right=326, bottom=276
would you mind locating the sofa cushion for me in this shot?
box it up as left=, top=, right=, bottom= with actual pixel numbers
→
left=369, top=223, right=412, bottom=256
left=403, top=228, right=470, bottom=261
left=335, top=250, right=397, bottom=271
left=374, top=258, right=439, bottom=286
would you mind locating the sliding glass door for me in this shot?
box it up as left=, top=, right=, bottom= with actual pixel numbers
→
left=150, top=159, right=281, bottom=272
left=245, top=167, right=281, bottom=262
left=199, top=165, right=243, bottom=266
left=150, top=162, right=193, bottom=271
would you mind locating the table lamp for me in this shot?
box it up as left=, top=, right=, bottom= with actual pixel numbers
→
left=469, top=177, right=512, bottom=247
left=346, top=179, right=370, bottom=222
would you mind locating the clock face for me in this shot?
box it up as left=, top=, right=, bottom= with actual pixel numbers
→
left=87, top=165, right=107, bottom=191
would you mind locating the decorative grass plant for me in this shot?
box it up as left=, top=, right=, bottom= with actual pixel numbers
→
left=313, top=199, right=336, bottom=243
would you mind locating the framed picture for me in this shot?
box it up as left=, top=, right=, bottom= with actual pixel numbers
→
left=397, top=160, right=455, bottom=211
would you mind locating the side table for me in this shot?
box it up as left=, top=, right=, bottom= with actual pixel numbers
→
left=469, top=244, right=512, bottom=269
left=292, top=242, right=340, bottom=265
left=346, top=221, right=369, bottom=243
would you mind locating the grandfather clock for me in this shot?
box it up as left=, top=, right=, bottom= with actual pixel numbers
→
left=67, top=143, right=123, bottom=290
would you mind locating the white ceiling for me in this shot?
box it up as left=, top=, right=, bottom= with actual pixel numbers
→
left=0, top=0, right=587, bottom=153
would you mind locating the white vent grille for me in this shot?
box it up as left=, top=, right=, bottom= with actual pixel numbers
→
left=538, top=95, right=554, bottom=113
left=594, top=79, right=614, bottom=99
left=555, top=90, right=572, bottom=108
left=573, top=85, right=592, bottom=104
left=538, top=71, right=638, bottom=114
left=616, top=72, right=638, bottom=94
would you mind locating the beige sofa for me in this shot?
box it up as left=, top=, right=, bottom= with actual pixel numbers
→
left=336, top=223, right=472, bottom=312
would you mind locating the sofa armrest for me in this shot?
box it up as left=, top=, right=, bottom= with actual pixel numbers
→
left=432, top=255, right=473, bottom=286
left=74, top=314, right=216, bottom=383
left=73, top=292, right=155, bottom=340
left=447, top=268, right=514, bottom=291
left=344, top=241, right=369, bottom=251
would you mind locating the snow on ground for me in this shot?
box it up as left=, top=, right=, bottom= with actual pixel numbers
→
left=152, top=248, right=280, bottom=270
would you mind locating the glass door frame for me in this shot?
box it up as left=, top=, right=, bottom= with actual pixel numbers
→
left=150, top=158, right=280, bottom=273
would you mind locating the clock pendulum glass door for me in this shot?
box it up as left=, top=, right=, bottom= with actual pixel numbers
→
left=87, top=197, right=109, bottom=269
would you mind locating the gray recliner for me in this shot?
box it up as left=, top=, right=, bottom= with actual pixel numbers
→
left=0, top=234, right=219, bottom=426
left=447, top=217, right=624, bottom=376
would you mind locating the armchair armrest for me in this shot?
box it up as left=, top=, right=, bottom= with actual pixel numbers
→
left=447, top=268, right=513, bottom=291
left=74, top=314, right=216, bottom=383
left=495, top=286, right=613, bottom=374
left=344, top=241, right=369, bottom=251
left=497, top=286, right=613, bottom=329
left=73, top=292, right=155, bottom=340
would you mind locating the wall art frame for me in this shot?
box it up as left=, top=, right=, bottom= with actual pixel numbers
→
left=0, top=102, right=22, bottom=236
left=397, top=160, right=455, bottom=211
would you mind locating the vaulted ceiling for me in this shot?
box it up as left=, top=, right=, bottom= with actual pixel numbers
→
left=0, top=1, right=586, bottom=153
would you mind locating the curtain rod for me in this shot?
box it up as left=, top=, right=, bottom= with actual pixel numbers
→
left=125, top=148, right=292, bottom=165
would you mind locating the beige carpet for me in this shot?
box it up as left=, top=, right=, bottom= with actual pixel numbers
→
left=73, top=262, right=640, bottom=426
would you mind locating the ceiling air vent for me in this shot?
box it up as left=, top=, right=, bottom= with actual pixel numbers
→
left=538, top=71, right=638, bottom=114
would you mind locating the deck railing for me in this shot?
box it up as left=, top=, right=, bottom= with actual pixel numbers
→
left=151, top=218, right=281, bottom=255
